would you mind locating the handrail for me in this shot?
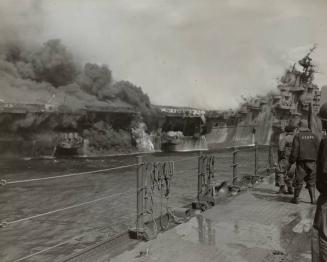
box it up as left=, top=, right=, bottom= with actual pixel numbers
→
left=1, top=164, right=139, bottom=186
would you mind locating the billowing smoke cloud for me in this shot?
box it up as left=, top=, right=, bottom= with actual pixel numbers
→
left=0, top=38, right=158, bottom=154
left=0, top=38, right=159, bottom=155
left=0, top=1, right=160, bottom=155
left=0, top=38, right=156, bottom=118
left=77, top=63, right=112, bottom=95
left=2, top=0, right=327, bottom=110
left=0, top=0, right=156, bottom=116
left=34, top=0, right=327, bottom=109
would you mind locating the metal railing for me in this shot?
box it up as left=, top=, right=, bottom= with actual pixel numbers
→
left=229, top=144, right=275, bottom=188
left=0, top=145, right=276, bottom=262
left=129, top=144, right=276, bottom=241
left=0, top=161, right=140, bottom=262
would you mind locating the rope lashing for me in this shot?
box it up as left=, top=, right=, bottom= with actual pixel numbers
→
left=141, top=160, right=176, bottom=234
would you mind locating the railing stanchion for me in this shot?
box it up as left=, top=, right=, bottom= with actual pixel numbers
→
left=136, top=155, right=144, bottom=233
left=197, top=151, right=202, bottom=202
left=232, top=147, right=238, bottom=186
left=129, top=156, right=145, bottom=239
left=193, top=151, right=216, bottom=210
left=254, top=144, right=257, bottom=183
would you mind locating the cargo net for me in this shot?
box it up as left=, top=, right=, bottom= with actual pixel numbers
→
left=142, top=161, right=187, bottom=238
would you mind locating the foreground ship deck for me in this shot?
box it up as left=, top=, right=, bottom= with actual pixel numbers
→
left=66, top=175, right=315, bottom=262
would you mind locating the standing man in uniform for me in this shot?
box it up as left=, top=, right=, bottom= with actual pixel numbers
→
left=276, top=125, right=296, bottom=194
left=289, top=119, right=319, bottom=204
left=312, top=103, right=327, bottom=261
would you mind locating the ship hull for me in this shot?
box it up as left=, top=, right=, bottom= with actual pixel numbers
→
left=206, top=126, right=254, bottom=149
left=161, top=136, right=208, bottom=152
left=205, top=121, right=273, bottom=150
left=54, top=146, right=80, bottom=156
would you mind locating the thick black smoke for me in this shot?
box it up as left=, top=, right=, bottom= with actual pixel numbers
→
left=0, top=39, right=159, bottom=155
left=1, top=39, right=157, bottom=122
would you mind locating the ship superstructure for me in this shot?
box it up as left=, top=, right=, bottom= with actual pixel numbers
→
left=272, top=46, right=321, bottom=132
left=156, top=105, right=207, bottom=151
left=205, top=47, right=322, bottom=148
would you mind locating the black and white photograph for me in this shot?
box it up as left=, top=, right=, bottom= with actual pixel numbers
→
left=1, top=0, right=327, bottom=261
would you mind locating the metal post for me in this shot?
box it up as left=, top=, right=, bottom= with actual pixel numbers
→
left=197, top=215, right=205, bottom=243
left=197, top=151, right=202, bottom=201
left=268, top=144, right=271, bottom=168
left=136, top=156, right=144, bottom=232
left=129, top=155, right=146, bottom=239
left=253, top=144, right=257, bottom=184
left=193, top=151, right=209, bottom=210
left=232, top=147, right=238, bottom=186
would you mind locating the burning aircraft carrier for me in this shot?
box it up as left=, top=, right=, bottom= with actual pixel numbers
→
left=0, top=39, right=158, bottom=157
left=0, top=31, right=324, bottom=262
left=0, top=40, right=323, bottom=156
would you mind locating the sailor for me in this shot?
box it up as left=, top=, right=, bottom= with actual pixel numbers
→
left=289, top=119, right=319, bottom=204
left=312, top=102, right=327, bottom=262
left=276, top=125, right=295, bottom=194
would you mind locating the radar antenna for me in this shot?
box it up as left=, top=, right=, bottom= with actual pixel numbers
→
left=298, top=44, right=318, bottom=84
left=308, top=43, right=318, bottom=56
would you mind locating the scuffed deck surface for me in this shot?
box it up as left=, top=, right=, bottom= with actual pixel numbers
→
left=104, top=177, right=315, bottom=262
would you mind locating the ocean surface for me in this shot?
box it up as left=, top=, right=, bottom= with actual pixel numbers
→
left=0, top=147, right=274, bottom=262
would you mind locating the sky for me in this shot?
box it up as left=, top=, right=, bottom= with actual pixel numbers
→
left=1, top=0, right=327, bottom=109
